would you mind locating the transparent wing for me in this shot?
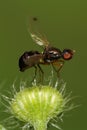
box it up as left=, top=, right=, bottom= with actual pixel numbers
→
left=28, top=17, right=50, bottom=47
left=30, top=32, right=50, bottom=47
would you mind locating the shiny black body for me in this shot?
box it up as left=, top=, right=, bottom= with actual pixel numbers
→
left=19, top=51, right=42, bottom=71
left=19, top=46, right=74, bottom=72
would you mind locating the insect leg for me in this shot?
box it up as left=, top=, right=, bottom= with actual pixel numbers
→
left=37, top=64, right=44, bottom=83
left=31, top=66, right=37, bottom=83
left=57, top=60, right=65, bottom=73
left=52, top=60, right=65, bottom=77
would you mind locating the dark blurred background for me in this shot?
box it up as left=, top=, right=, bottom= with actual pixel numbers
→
left=0, top=0, right=87, bottom=130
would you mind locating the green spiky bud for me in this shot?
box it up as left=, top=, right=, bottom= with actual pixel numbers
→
left=10, top=85, right=65, bottom=130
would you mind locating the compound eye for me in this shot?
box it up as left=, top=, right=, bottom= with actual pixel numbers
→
left=62, top=49, right=75, bottom=60
left=63, top=52, right=72, bottom=60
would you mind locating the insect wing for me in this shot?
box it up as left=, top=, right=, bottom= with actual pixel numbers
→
left=30, top=32, right=49, bottom=47
left=28, top=17, right=50, bottom=47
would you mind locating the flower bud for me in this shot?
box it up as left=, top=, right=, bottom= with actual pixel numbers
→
left=10, top=85, right=65, bottom=130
